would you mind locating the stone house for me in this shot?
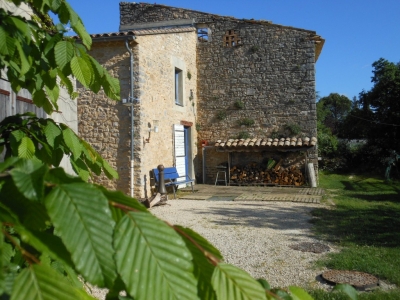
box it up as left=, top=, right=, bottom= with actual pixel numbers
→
left=78, top=2, right=324, bottom=198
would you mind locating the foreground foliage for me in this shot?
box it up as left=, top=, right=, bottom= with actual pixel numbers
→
left=0, top=113, right=118, bottom=181
left=0, top=0, right=120, bottom=114
left=310, top=172, right=400, bottom=299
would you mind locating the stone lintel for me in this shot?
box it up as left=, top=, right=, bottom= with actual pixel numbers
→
left=120, top=19, right=195, bottom=31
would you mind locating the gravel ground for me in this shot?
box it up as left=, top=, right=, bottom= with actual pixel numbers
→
left=152, top=199, right=332, bottom=289
left=91, top=199, right=332, bottom=299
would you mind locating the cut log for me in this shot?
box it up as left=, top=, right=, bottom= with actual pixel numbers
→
left=229, top=161, right=305, bottom=186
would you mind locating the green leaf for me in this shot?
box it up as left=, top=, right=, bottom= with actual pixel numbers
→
left=0, top=191, right=26, bottom=225
left=51, top=0, right=62, bottom=11
left=2, top=242, right=15, bottom=265
left=0, top=157, right=20, bottom=173
left=44, top=120, right=62, bottom=148
left=72, top=20, right=92, bottom=50
left=31, top=139, right=53, bottom=166
left=89, top=56, right=104, bottom=77
left=22, top=201, right=50, bottom=230
left=175, top=226, right=222, bottom=300
left=71, top=56, right=92, bottom=88
left=0, top=28, right=16, bottom=56
left=100, top=187, right=147, bottom=223
left=45, top=82, right=60, bottom=105
left=34, top=72, right=44, bottom=91
left=51, top=147, right=64, bottom=167
left=63, top=264, right=84, bottom=290
left=211, top=263, right=267, bottom=300
left=332, top=284, right=358, bottom=300
left=10, top=130, right=25, bottom=155
left=87, top=56, right=104, bottom=93
left=288, top=286, right=314, bottom=300
left=33, top=89, right=54, bottom=114
left=257, top=279, right=271, bottom=291
left=10, top=162, right=47, bottom=201
left=80, top=140, right=98, bottom=163
left=102, top=158, right=119, bottom=179
left=57, top=68, right=74, bottom=95
left=15, top=42, right=30, bottom=75
left=0, top=229, right=4, bottom=295
left=70, top=158, right=90, bottom=181
left=45, top=183, right=116, bottom=287
left=18, top=137, right=35, bottom=159
left=271, top=289, right=291, bottom=300
left=54, top=41, right=74, bottom=70
left=175, top=226, right=222, bottom=260
left=9, top=16, right=30, bottom=41
left=11, top=264, right=87, bottom=300
left=62, top=127, right=82, bottom=159
left=102, top=72, right=120, bottom=100
left=3, top=270, right=18, bottom=297
left=16, top=227, right=73, bottom=268
left=114, top=212, right=198, bottom=300
left=57, top=1, right=70, bottom=24
left=43, top=34, right=62, bottom=56
left=45, top=167, right=84, bottom=185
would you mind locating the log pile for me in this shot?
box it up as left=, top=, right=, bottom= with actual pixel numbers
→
left=230, top=160, right=305, bottom=186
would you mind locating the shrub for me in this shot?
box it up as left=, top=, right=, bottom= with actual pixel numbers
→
left=216, top=110, right=227, bottom=120
left=237, top=131, right=250, bottom=139
left=234, top=100, right=244, bottom=109
left=238, top=118, right=255, bottom=127
left=285, top=123, right=301, bottom=136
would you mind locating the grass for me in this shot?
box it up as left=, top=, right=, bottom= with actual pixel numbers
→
left=310, top=172, right=400, bottom=299
left=309, top=289, right=400, bottom=300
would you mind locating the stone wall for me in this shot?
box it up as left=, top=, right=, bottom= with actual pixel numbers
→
left=78, top=30, right=198, bottom=198
left=195, top=19, right=318, bottom=182
left=78, top=41, right=133, bottom=193
left=119, top=3, right=319, bottom=185
left=134, top=30, right=198, bottom=197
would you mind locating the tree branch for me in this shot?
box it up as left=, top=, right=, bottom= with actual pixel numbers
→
left=2, top=229, right=41, bottom=265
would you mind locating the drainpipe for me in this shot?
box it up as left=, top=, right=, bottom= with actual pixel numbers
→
left=125, top=38, right=135, bottom=197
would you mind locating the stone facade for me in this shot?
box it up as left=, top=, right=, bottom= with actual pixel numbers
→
left=78, top=41, right=132, bottom=192
left=134, top=30, right=198, bottom=197
left=78, top=29, right=198, bottom=198
left=119, top=3, right=322, bottom=185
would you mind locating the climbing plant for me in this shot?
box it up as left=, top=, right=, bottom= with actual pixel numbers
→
left=0, top=1, right=357, bottom=299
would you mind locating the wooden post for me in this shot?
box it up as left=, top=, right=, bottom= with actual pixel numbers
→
left=157, top=164, right=167, bottom=195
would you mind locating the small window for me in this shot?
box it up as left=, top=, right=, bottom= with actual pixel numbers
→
left=175, top=68, right=183, bottom=106
left=197, top=27, right=211, bottom=42
left=223, top=30, right=241, bottom=47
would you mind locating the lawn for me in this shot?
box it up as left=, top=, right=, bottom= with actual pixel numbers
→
left=309, top=172, right=400, bottom=299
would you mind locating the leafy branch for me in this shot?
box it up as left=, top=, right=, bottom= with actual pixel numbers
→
left=0, top=0, right=120, bottom=114
left=0, top=113, right=118, bottom=180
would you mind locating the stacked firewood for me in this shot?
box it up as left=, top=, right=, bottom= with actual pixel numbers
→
left=230, top=160, right=305, bottom=186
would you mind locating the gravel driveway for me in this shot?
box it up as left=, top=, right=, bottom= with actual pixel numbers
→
left=152, top=199, right=331, bottom=289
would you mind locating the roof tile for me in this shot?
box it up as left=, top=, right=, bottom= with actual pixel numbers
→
left=214, top=137, right=317, bottom=151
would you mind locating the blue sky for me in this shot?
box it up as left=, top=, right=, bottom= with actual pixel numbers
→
left=67, top=0, right=400, bottom=100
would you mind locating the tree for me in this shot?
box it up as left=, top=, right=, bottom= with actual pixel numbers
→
left=358, top=58, right=400, bottom=152
left=0, top=1, right=357, bottom=299
left=317, top=93, right=352, bottom=136
left=317, top=120, right=338, bottom=156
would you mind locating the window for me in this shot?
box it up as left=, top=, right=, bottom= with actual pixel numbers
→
left=175, top=68, right=183, bottom=106
left=197, top=27, right=211, bottom=42
left=223, top=30, right=241, bottom=47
